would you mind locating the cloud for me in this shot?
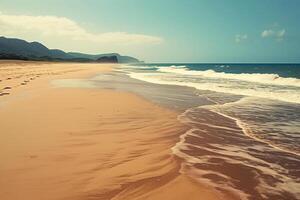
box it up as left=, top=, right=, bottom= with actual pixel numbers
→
left=261, top=28, right=285, bottom=40
left=235, top=34, right=248, bottom=43
left=0, top=12, right=163, bottom=45
left=261, top=29, right=274, bottom=38
left=277, top=29, right=285, bottom=37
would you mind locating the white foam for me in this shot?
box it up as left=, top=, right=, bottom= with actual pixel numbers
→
left=157, top=66, right=300, bottom=87
left=128, top=72, right=300, bottom=104
left=173, top=107, right=300, bottom=199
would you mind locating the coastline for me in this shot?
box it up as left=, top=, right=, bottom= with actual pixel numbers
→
left=0, top=61, right=224, bottom=200
left=119, top=64, right=300, bottom=200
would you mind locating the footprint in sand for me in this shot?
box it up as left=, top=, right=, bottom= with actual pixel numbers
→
left=6, top=77, right=12, bottom=80
left=3, top=86, right=12, bottom=90
left=0, top=92, right=10, bottom=96
left=28, top=155, right=38, bottom=159
left=20, top=80, right=30, bottom=85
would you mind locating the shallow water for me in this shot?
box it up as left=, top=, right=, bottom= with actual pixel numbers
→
left=52, top=66, right=300, bottom=200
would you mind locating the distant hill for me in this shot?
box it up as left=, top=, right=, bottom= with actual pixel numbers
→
left=0, top=36, right=72, bottom=59
left=0, top=36, right=141, bottom=63
left=68, top=52, right=140, bottom=63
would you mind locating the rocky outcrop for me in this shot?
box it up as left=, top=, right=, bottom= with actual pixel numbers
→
left=96, top=56, right=118, bottom=63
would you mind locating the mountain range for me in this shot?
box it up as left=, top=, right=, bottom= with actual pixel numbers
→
left=0, top=36, right=141, bottom=63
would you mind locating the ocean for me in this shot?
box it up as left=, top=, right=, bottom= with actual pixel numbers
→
left=118, top=63, right=300, bottom=200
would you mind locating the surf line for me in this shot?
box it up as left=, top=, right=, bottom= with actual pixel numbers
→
left=210, top=105, right=300, bottom=157
left=199, top=94, right=300, bottom=157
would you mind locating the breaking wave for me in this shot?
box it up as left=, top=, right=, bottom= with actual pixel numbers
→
left=157, top=66, right=300, bottom=87
left=128, top=69, right=300, bottom=104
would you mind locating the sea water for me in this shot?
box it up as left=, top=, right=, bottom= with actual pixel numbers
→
left=119, top=63, right=300, bottom=200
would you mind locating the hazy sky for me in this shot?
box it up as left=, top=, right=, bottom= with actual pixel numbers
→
left=0, top=0, right=299, bottom=62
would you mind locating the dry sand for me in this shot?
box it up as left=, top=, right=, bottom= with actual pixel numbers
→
left=0, top=61, right=224, bottom=200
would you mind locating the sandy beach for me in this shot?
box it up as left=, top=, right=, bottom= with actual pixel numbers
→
left=1, top=1, right=299, bottom=199
left=0, top=61, right=224, bottom=200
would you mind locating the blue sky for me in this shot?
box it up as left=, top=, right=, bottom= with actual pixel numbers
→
left=0, top=0, right=299, bottom=62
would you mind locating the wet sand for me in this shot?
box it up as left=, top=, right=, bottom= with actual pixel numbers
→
left=0, top=61, right=223, bottom=200
left=57, top=69, right=300, bottom=200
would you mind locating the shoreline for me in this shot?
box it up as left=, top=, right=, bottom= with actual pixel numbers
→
left=0, top=61, right=224, bottom=200
left=99, top=65, right=300, bottom=200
